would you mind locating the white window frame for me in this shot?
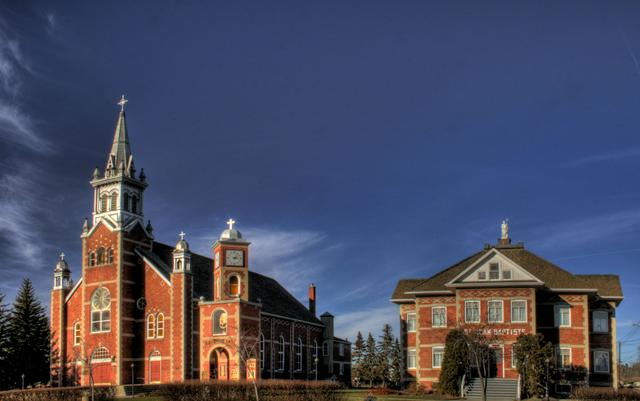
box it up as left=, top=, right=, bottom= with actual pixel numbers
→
left=339, top=343, right=344, bottom=357
left=407, top=313, right=416, bottom=332
left=556, top=347, right=572, bottom=370
left=488, top=300, right=504, bottom=323
left=502, top=270, right=512, bottom=280
left=74, top=322, right=81, bottom=346
left=295, top=338, right=303, bottom=372
left=554, top=305, right=571, bottom=328
left=478, top=271, right=486, bottom=280
left=432, top=346, right=444, bottom=369
left=510, top=299, right=527, bottom=323
left=593, top=350, right=610, bottom=373
left=465, top=300, right=480, bottom=324
left=407, top=348, right=416, bottom=369
left=278, top=335, right=285, bottom=371
left=259, top=333, right=265, bottom=369
left=511, top=346, right=517, bottom=368
left=156, top=313, right=165, bottom=339
left=322, top=341, right=329, bottom=356
left=593, top=311, right=608, bottom=333
left=432, top=306, right=447, bottom=328
left=489, top=263, right=500, bottom=280
left=146, top=314, right=155, bottom=339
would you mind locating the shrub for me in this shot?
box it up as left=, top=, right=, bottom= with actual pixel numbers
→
left=438, top=329, right=468, bottom=397
left=571, top=386, right=640, bottom=401
left=159, top=380, right=344, bottom=401
left=0, top=386, right=115, bottom=401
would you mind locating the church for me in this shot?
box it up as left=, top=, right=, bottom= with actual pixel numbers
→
left=392, top=222, right=623, bottom=392
left=50, top=97, right=351, bottom=386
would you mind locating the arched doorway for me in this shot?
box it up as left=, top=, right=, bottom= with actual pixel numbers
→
left=149, top=351, right=161, bottom=383
left=209, top=348, right=229, bottom=381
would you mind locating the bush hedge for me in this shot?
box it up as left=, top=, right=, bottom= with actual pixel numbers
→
left=159, top=380, right=344, bottom=401
left=0, top=386, right=114, bottom=401
left=571, top=386, right=640, bottom=401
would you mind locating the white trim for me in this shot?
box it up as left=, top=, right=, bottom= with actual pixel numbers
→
left=488, top=299, right=504, bottom=324
left=592, top=310, right=609, bottom=333
left=65, top=278, right=83, bottom=303
left=432, top=346, right=444, bottom=369
left=510, top=299, right=527, bottom=323
left=135, top=249, right=172, bottom=286
left=431, top=306, right=447, bottom=328
left=407, top=313, right=417, bottom=332
left=593, top=349, right=610, bottom=373
left=404, top=290, right=454, bottom=295
left=549, top=288, right=597, bottom=293
left=556, top=346, right=572, bottom=370
left=407, top=348, right=417, bottom=369
left=446, top=249, right=545, bottom=286
left=554, top=304, right=571, bottom=328
left=464, top=300, right=480, bottom=324
left=260, top=312, right=324, bottom=327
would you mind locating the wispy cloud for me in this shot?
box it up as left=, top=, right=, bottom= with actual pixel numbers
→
left=529, top=209, right=640, bottom=250
left=335, top=304, right=399, bottom=342
left=561, top=148, right=640, bottom=167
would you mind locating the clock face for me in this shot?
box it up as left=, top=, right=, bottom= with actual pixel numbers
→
left=225, top=250, right=244, bottom=267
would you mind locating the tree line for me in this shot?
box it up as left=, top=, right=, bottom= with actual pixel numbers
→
left=351, top=324, right=403, bottom=388
left=0, top=278, right=50, bottom=390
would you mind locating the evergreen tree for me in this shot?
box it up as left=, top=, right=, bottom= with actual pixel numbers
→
left=378, top=324, right=395, bottom=387
left=388, top=338, right=403, bottom=388
left=352, top=331, right=365, bottom=386
left=8, top=279, right=50, bottom=388
left=361, top=332, right=378, bottom=386
left=0, top=293, right=10, bottom=390
left=438, top=329, right=469, bottom=396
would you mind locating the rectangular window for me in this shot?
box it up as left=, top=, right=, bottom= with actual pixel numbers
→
left=407, top=349, right=416, bottom=369
left=407, top=313, right=416, bottom=332
left=511, top=346, right=518, bottom=368
left=432, top=306, right=447, bottom=328
left=593, top=350, right=610, bottom=373
left=339, top=343, right=344, bottom=356
left=489, top=263, right=500, bottom=280
left=339, top=363, right=344, bottom=375
left=502, top=270, right=512, bottom=280
left=488, top=300, right=503, bottom=323
left=478, top=271, right=486, bottom=280
left=511, top=300, right=527, bottom=323
left=555, top=305, right=571, bottom=327
left=556, top=347, right=571, bottom=369
left=593, top=311, right=608, bottom=333
left=465, top=300, right=480, bottom=323
left=432, top=347, right=444, bottom=368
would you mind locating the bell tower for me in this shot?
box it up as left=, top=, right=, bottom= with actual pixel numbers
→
left=50, top=253, right=71, bottom=386
left=212, top=219, right=251, bottom=302
left=89, top=95, right=148, bottom=231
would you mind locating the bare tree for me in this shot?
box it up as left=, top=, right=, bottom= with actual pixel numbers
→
left=461, top=325, right=499, bottom=401
left=228, top=326, right=261, bottom=401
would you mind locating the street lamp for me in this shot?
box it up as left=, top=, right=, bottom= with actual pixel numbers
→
left=314, top=358, right=319, bottom=381
left=130, top=363, right=135, bottom=396
left=545, top=358, right=550, bottom=401
left=21, top=374, right=24, bottom=390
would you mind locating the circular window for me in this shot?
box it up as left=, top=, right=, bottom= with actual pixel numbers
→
left=91, top=287, right=111, bottom=310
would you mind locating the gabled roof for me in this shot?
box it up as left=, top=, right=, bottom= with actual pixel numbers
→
left=392, top=244, right=623, bottom=302
left=144, top=241, right=321, bottom=325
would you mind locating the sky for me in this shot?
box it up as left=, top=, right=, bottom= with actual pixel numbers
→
left=1, top=1, right=640, bottom=362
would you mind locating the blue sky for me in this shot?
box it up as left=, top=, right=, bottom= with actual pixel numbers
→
left=1, top=1, right=640, bottom=362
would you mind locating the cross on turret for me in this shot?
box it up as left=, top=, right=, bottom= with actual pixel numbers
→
left=117, top=94, right=128, bottom=112
left=227, top=219, right=236, bottom=230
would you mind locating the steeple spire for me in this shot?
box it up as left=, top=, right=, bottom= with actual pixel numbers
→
left=106, top=95, right=134, bottom=178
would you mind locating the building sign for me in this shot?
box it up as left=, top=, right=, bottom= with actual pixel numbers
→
left=246, top=358, right=257, bottom=380
left=231, top=367, right=239, bottom=381
left=464, top=328, right=528, bottom=337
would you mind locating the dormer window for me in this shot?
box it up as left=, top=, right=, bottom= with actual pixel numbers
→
left=478, top=272, right=486, bottom=280
left=502, top=270, right=512, bottom=280
left=489, top=263, right=500, bottom=280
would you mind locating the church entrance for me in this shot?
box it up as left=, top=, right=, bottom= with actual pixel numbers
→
left=209, top=348, right=229, bottom=381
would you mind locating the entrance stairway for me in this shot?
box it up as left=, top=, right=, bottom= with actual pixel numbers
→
left=465, top=378, right=518, bottom=401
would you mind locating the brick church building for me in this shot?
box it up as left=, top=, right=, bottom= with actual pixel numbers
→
left=50, top=97, right=351, bottom=386
left=392, top=222, right=623, bottom=391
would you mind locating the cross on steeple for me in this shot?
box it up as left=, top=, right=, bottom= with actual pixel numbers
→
left=117, top=94, right=128, bottom=112
left=179, top=231, right=186, bottom=241
left=60, top=252, right=65, bottom=260
left=227, top=218, right=236, bottom=230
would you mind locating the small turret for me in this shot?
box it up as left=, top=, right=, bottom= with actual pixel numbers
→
left=172, top=232, right=191, bottom=273
left=92, top=167, right=100, bottom=180
left=82, top=218, right=90, bottom=235
left=53, top=253, right=71, bottom=290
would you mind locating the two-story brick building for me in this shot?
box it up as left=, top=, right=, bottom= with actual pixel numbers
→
left=391, top=222, right=622, bottom=391
left=49, top=97, right=351, bottom=386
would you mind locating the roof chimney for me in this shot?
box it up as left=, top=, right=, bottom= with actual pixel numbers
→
left=308, top=283, right=316, bottom=316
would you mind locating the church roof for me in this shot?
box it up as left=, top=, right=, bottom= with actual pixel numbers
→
left=142, top=241, right=322, bottom=325
left=392, top=244, right=623, bottom=301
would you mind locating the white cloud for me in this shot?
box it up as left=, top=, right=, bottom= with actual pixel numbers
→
left=334, top=304, right=399, bottom=342
left=562, top=148, right=640, bottom=167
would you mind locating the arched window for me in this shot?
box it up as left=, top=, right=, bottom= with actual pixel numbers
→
left=131, top=195, right=138, bottom=214
left=96, top=247, right=105, bottom=265
left=91, top=346, right=110, bottom=362
left=278, top=335, right=285, bottom=371
left=323, top=341, right=329, bottom=356
left=100, top=195, right=108, bottom=213
left=147, top=314, right=156, bottom=339
left=123, top=193, right=130, bottom=212
left=89, top=252, right=96, bottom=267
left=107, top=248, right=114, bottom=264
left=90, top=288, right=111, bottom=333
left=73, top=322, right=81, bottom=346
left=176, top=260, right=183, bottom=272
left=295, top=338, right=303, bottom=372
left=213, top=310, right=227, bottom=335
left=110, top=192, right=118, bottom=210
left=229, top=275, right=240, bottom=296
left=156, top=313, right=165, bottom=338
left=259, top=333, right=265, bottom=369
left=312, top=340, right=319, bottom=372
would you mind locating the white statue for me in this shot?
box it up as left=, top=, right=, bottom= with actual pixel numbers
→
left=501, top=219, right=509, bottom=239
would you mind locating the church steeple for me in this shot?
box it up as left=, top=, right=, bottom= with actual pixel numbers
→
left=90, top=95, right=149, bottom=231
left=105, top=95, right=134, bottom=178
